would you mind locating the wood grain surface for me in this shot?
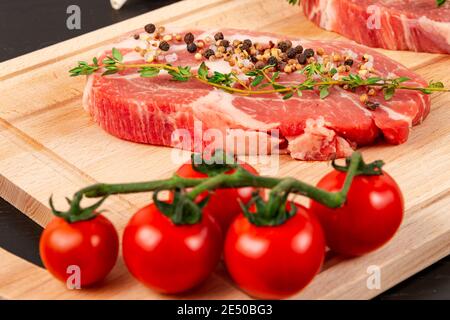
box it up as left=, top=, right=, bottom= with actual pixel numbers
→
left=0, top=0, right=449, bottom=299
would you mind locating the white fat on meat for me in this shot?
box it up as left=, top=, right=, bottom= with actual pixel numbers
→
left=378, top=104, right=413, bottom=126
left=190, top=90, right=279, bottom=131
left=418, top=16, right=450, bottom=46
left=310, top=0, right=338, bottom=30
left=286, top=117, right=353, bottom=160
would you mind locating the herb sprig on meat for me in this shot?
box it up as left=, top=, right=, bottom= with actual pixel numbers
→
left=70, top=48, right=448, bottom=106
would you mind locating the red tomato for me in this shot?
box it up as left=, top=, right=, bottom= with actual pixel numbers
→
left=122, top=203, right=223, bottom=294
left=310, top=169, right=404, bottom=256
left=224, top=203, right=325, bottom=299
left=173, top=162, right=258, bottom=232
left=39, top=215, right=119, bottom=287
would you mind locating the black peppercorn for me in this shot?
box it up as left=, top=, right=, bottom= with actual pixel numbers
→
left=277, top=40, right=292, bottom=53
left=267, top=56, right=278, bottom=66
left=243, top=39, right=252, bottom=48
left=241, top=44, right=250, bottom=52
left=220, top=40, right=230, bottom=48
left=297, top=53, right=307, bottom=64
left=277, top=41, right=288, bottom=53
left=294, top=45, right=303, bottom=54
left=214, top=32, right=224, bottom=41
left=304, top=48, right=315, bottom=58
left=286, top=48, right=297, bottom=59
left=203, top=49, right=215, bottom=59
left=133, top=34, right=140, bottom=40
left=251, top=55, right=258, bottom=63
left=144, top=23, right=156, bottom=34
left=184, top=32, right=195, bottom=44
left=159, top=41, right=170, bottom=51
left=187, top=42, right=198, bottom=53
left=344, top=59, right=354, bottom=66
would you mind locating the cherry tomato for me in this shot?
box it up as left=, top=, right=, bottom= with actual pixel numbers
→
left=310, top=169, right=404, bottom=256
left=224, top=203, right=325, bottom=299
left=122, top=203, right=223, bottom=294
left=173, top=161, right=259, bottom=232
left=39, top=215, right=119, bottom=287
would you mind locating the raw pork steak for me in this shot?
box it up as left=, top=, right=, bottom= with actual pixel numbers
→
left=83, top=28, right=430, bottom=160
left=301, top=0, right=450, bottom=53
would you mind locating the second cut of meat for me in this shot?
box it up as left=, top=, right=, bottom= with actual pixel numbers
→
left=301, top=0, right=450, bottom=54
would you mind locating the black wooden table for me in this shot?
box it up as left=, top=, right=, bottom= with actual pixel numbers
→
left=1, top=0, right=449, bottom=300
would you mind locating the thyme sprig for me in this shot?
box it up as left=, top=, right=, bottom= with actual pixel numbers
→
left=69, top=48, right=449, bottom=102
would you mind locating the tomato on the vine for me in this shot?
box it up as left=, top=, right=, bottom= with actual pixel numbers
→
left=224, top=203, right=325, bottom=299
left=173, top=161, right=258, bottom=232
left=310, top=169, right=404, bottom=256
left=122, top=203, right=223, bottom=294
left=39, top=215, right=119, bottom=287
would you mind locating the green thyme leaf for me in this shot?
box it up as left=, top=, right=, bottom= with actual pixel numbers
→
left=366, top=77, right=383, bottom=85
left=198, top=62, right=209, bottom=79
left=139, top=67, right=160, bottom=78
left=112, top=48, right=123, bottom=62
left=319, top=85, right=330, bottom=99
left=251, top=75, right=264, bottom=87
left=102, top=69, right=118, bottom=76
left=178, top=66, right=192, bottom=76
left=272, top=83, right=286, bottom=90
left=166, top=66, right=192, bottom=82
left=69, top=58, right=101, bottom=76
left=395, top=77, right=410, bottom=83
left=383, top=86, right=395, bottom=100
left=420, top=80, right=445, bottom=94
left=282, top=91, right=294, bottom=100
left=429, top=80, right=444, bottom=88
left=245, top=70, right=259, bottom=77
left=208, top=71, right=234, bottom=86
left=271, top=71, right=280, bottom=82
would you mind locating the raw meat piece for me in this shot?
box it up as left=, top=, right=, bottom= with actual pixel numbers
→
left=83, top=28, right=430, bottom=160
left=301, top=0, right=450, bottom=53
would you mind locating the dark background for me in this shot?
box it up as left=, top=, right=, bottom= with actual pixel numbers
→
left=1, top=0, right=449, bottom=300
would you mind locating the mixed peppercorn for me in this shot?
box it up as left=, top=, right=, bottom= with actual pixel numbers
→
left=133, top=23, right=382, bottom=104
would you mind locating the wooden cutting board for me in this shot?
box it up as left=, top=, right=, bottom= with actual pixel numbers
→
left=0, top=0, right=449, bottom=300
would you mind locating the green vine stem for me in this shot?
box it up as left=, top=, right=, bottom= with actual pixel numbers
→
left=50, top=152, right=380, bottom=225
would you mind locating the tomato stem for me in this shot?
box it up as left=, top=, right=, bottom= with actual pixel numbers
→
left=50, top=152, right=370, bottom=223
